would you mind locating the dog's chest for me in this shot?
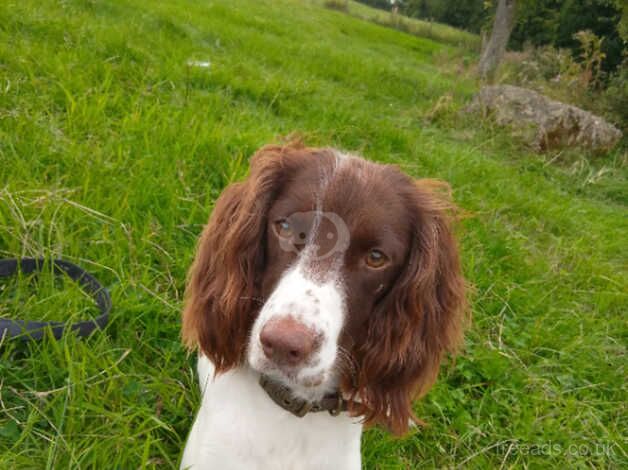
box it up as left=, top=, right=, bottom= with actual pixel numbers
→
left=180, top=356, right=362, bottom=470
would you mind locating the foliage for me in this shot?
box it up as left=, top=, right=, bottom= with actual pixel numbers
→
left=357, top=0, right=627, bottom=73
left=403, top=0, right=489, bottom=33
left=1, top=0, right=626, bottom=468
left=357, top=0, right=490, bottom=34
left=573, top=30, right=606, bottom=88
left=599, top=59, right=628, bottom=132
left=324, top=0, right=350, bottom=11
left=509, top=0, right=624, bottom=73
left=319, top=0, right=481, bottom=50
left=498, top=30, right=627, bottom=133
left=352, top=0, right=391, bottom=11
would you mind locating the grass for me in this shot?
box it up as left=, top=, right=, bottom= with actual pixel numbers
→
left=316, top=0, right=480, bottom=51
left=0, top=0, right=626, bottom=468
left=0, top=262, right=102, bottom=324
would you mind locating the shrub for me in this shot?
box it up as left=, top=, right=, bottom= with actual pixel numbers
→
left=599, top=60, right=628, bottom=133
left=498, top=30, right=626, bottom=134
left=324, top=0, right=349, bottom=12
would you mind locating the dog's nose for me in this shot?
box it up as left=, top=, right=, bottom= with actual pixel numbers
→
left=260, top=317, right=317, bottom=366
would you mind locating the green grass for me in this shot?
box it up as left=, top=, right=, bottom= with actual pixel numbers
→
left=0, top=0, right=626, bottom=468
left=315, top=0, right=480, bottom=51
left=0, top=264, right=102, bottom=324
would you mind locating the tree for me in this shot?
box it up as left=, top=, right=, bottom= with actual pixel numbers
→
left=479, top=0, right=517, bottom=80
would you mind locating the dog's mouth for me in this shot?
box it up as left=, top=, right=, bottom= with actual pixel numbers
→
left=248, top=355, right=335, bottom=401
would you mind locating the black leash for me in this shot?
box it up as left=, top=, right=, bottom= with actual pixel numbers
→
left=0, top=258, right=111, bottom=341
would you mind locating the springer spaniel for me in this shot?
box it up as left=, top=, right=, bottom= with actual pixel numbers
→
left=180, top=142, right=467, bottom=469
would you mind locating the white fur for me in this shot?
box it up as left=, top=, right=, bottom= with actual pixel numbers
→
left=247, top=261, right=346, bottom=401
left=180, top=355, right=362, bottom=470
left=182, top=154, right=363, bottom=469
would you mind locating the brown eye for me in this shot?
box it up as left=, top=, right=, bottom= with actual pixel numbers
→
left=274, top=219, right=293, bottom=238
left=365, top=249, right=388, bottom=269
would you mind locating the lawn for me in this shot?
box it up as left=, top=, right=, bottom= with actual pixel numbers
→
left=0, top=0, right=626, bottom=468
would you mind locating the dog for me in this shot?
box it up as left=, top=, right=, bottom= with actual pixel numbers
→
left=180, top=141, right=466, bottom=469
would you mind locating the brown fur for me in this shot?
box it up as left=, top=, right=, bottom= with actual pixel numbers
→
left=182, top=141, right=467, bottom=435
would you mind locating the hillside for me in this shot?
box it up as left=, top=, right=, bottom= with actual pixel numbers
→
left=0, top=0, right=626, bottom=468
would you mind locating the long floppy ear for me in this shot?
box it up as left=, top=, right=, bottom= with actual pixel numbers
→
left=181, top=143, right=301, bottom=372
left=353, top=179, right=468, bottom=435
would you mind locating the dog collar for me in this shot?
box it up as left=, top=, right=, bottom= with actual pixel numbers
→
left=0, top=258, right=111, bottom=341
left=259, top=374, right=349, bottom=417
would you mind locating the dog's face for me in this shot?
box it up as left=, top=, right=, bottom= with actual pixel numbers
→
left=248, top=155, right=413, bottom=401
left=183, top=143, right=466, bottom=434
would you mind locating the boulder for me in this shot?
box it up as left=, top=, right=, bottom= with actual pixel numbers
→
left=468, top=85, right=622, bottom=153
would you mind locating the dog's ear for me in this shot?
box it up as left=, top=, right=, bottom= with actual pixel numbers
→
left=352, top=179, right=467, bottom=435
left=181, top=144, right=299, bottom=372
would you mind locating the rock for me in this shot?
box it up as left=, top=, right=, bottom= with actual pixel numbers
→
left=468, top=85, right=622, bottom=153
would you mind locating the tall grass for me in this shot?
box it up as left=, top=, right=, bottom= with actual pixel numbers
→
left=317, top=0, right=481, bottom=51
left=0, top=0, right=626, bottom=468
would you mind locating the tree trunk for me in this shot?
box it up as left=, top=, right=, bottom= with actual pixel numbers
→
left=478, top=0, right=517, bottom=81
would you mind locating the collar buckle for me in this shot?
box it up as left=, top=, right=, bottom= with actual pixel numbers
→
left=293, top=399, right=313, bottom=417
left=328, top=394, right=344, bottom=416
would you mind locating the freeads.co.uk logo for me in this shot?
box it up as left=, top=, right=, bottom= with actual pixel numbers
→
left=490, top=440, right=619, bottom=458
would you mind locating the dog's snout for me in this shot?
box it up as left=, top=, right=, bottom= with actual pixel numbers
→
left=260, top=317, right=318, bottom=366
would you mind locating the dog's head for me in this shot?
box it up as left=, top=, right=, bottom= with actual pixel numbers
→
left=182, top=142, right=467, bottom=434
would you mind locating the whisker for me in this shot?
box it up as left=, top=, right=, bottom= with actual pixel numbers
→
left=335, top=346, right=358, bottom=386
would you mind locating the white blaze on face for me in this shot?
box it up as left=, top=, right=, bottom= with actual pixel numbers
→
left=247, top=255, right=346, bottom=400
left=247, top=153, right=358, bottom=400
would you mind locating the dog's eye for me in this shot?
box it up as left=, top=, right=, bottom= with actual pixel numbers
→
left=274, top=219, right=293, bottom=238
left=365, top=249, right=389, bottom=269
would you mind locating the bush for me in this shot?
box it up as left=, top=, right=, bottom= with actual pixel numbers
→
left=498, top=30, right=626, bottom=133
left=324, top=0, right=349, bottom=12
left=600, top=60, right=628, bottom=133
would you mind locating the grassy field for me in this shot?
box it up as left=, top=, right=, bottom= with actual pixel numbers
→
left=312, top=0, right=480, bottom=51
left=0, top=0, right=626, bottom=468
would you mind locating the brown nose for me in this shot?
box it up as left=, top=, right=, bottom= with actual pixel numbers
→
left=260, top=317, right=318, bottom=366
